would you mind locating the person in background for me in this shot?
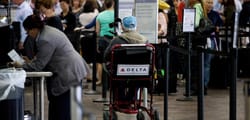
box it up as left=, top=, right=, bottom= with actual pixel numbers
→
left=71, top=0, right=84, bottom=27
left=96, top=0, right=105, bottom=12
left=13, top=14, right=89, bottom=120
left=158, top=9, right=168, bottom=43
left=239, top=0, right=250, bottom=48
left=79, top=0, right=99, bottom=31
left=189, top=0, right=205, bottom=27
left=95, top=0, right=114, bottom=85
left=12, top=0, right=33, bottom=53
left=158, top=0, right=169, bottom=43
left=71, top=0, right=85, bottom=54
left=173, top=0, right=185, bottom=23
left=213, top=0, right=225, bottom=22
left=188, top=0, right=206, bottom=95
left=204, top=0, right=223, bottom=94
left=53, top=0, right=62, bottom=15
left=173, top=0, right=185, bottom=84
left=78, top=0, right=99, bottom=81
left=223, top=0, right=235, bottom=26
left=60, top=0, right=78, bottom=51
left=29, top=0, right=36, bottom=9
left=36, top=0, right=63, bottom=31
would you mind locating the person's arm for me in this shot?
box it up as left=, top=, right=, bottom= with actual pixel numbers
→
left=95, top=18, right=100, bottom=37
left=23, top=40, right=55, bottom=71
left=85, top=17, right=96, bottom=29
left=158, top=12, right=167, bottom=36
left=74, top=17, right=97, bottom=31
left=95, top=18, right=101, bottom=53
left=194, top=3, right=204, bottom=28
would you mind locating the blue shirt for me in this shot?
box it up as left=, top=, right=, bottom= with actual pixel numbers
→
left=207, top=10, right=223, bottom=49
left=14, top=1, right=33, bottom=43
left=207, top=10, right=223, bottom=27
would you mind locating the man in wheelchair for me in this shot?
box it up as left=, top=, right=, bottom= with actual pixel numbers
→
left=104, top=16, right=148, bottom=106
left=104, top=16, right=148, bottom=58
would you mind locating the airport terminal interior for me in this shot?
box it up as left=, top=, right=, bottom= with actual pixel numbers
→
left=1, top=0, right=250, bottom=119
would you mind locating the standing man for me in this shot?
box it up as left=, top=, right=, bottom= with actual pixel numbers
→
left=203, top=0, right=223, bottom=94
left=12, top=0, right=33, bottom=57
left=104, top=16, right=148, bottom=60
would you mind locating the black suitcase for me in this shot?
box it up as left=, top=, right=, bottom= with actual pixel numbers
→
left=238, top=48, right=250, bottom=78
left=154, top=45, right=178, bottom=94
left=209, top=56, right=229, bottom=89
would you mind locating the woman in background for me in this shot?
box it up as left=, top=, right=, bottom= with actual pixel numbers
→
left=95, top=0, right=114, bottom=85
left=72, top=0, right=85, bottom=27
left=60, top=0, right=78, bottom=51
left=36, top=0, right=63, bottom=31
left=78, top=0, right=99, bottom=81
left=188, top=0, right=206, bottom=95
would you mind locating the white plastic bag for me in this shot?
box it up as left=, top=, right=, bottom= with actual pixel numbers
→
left=0, top=68, right=26, bottom=100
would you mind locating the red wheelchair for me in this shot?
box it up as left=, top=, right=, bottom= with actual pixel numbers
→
left=103, top=44, right=160, bottom=120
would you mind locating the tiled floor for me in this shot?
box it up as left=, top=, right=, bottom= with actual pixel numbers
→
left=24, top=78, right=247, bottom=120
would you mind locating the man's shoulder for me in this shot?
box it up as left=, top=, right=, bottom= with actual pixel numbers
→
left=112, top=36, right=128, bottom=43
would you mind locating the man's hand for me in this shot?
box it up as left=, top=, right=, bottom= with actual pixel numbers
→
left=22, top=56, right=31, bottom=63
left=18, top=42, right=24, bottom=50
left=7, top=61, right=23, bottom=68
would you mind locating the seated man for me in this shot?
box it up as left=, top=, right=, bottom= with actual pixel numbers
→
left=104, top=16, right=148, bottom=103
left=104, top=16, right=148, bottom=59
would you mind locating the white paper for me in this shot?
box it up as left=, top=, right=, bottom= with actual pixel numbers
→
left=136, top=1, right=158, bottom=43
left=7, top=49, right=24, bottom=65
left=183, top=9, right=195, bottom=32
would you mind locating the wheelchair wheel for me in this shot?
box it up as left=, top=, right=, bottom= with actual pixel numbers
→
left=152, top=109, right=160, bottom=120
left=103, top=110, right=117, bottom=120
left=136, top=111, right=145, bottom=120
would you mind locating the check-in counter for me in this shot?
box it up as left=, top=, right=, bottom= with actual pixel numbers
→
left=26, top=72, right=53, bottom=120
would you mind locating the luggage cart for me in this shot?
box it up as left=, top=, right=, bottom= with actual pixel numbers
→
left=103, top=44, right=160, bottom=120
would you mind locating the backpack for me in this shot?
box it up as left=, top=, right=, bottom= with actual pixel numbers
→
left=196, top=17, right=215, bottom=34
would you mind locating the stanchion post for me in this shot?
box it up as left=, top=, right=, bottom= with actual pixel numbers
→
left=230, top=48, right=238, bottom=120
left=93, top=68, right=109, bottom=103
left=84, top=32, right=99, bottom=95
left=230, top=0, right=241, bottom=118
left=32, top=80, right=38, bottom=120
left=197, top=47, right=204, bottom=120
left=164, top=43, right=169, bottom=120
left=186, top=32, right=192, bottom=97
left=92, top=48, right=97, bottom=91
left=176, top=32, right=193, bottom=101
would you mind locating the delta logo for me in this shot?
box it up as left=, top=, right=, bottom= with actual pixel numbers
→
left=117, top=64, right=149, bottom=76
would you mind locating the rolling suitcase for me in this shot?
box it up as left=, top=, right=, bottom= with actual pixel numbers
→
left=209, top=56, right=229, bottom=89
